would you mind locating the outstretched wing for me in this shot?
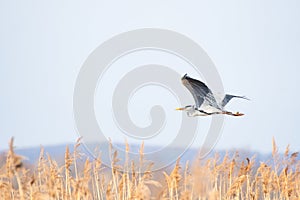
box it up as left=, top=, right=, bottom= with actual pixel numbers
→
left=222, top=94, right=249, bottom=107
left=181, top=74, right=218, bottom=108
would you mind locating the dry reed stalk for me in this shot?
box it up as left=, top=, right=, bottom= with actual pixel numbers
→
left=73, top=137, right=83, bottom=181
left=64, top=145, right=77, bottom=199
left=5, top=138, right=26, bottom=200
left=93, top=154, right=104, bottom=200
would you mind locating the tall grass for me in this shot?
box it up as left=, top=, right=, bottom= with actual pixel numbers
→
left=0, top=137, right=299, bottom=199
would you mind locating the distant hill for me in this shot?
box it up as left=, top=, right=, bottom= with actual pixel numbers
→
left=0, top=143, right=276, bottom=169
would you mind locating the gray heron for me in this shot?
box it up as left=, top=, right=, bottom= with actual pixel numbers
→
left=176, top=74, right=248, bottom=117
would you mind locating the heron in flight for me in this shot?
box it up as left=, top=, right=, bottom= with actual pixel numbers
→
left=176, top=74, right=248, bottom=117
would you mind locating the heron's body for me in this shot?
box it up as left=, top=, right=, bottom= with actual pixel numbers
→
left=176, top=74, right=248, bottom=117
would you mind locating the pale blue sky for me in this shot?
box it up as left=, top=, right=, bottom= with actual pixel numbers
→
left=1, top=1, right=299, bottom=153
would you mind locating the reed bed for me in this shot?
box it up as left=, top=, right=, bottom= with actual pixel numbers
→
left=0, top=137, right=299, bottom=200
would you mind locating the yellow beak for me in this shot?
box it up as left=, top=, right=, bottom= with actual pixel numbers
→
left=175, top=107, right=184, bottom=110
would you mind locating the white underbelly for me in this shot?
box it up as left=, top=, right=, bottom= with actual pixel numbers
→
left=191, top=112, right=209, bottom=117
left=199, top=104, right=222, bottom=113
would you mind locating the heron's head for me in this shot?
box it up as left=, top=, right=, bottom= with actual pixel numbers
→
left=175, top=105, right=194, bottom=111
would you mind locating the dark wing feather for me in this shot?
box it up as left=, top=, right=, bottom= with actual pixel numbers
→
left=181, top=74, right=218, bottom=108
left=222, top=94, right=249, bottom=107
